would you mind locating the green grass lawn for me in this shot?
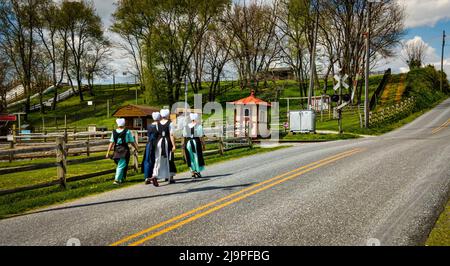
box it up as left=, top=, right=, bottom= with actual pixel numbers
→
left=426, top=198, right=450, bottom=246
left=21, top=84, right=144, bottom=130
left=282, top=132, right=359, bottom=141
left=0, top=145, right=289, bottom=219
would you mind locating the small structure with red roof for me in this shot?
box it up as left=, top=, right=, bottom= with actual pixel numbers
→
left=229, top=90, right=271, bottom=138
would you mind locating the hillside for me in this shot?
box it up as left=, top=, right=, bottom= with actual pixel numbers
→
left=11, top=67, right=449, bottom=135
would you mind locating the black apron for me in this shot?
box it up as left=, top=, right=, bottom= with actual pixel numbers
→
left=112, top=129, right=130, bottom=159
left=112, top=129, right=131, bottom=179
left=156, top=121, right=177, bottom=174
left=184, top=125, right=205, bottom=169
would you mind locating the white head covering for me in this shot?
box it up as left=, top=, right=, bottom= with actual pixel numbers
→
left=189, top=113, right=199, bottom=121
left=152, top=112, right=161, bottom=121
left=116, top=118, right=125, bottom=127
left=160, top=109, right=170, bottom=118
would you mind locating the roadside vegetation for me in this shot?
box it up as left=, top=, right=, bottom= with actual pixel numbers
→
left=427, top=199, right=450, bottom=246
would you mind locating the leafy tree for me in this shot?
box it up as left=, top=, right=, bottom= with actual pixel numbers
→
left=59, top=0, right=104, bottom=101
left=0, top=0, right=44, bottom=118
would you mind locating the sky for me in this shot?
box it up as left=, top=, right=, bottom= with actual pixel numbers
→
left=90, top=0, right=450, bottom=84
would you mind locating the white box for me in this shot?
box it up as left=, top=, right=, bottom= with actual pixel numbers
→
left=289, top=110, right=316, bottom=133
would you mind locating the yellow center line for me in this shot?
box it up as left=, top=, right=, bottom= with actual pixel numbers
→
left=110, top=148, right=361, bottom=246
left=127, top=148, right=364, bottom=246
left=432, top=118, right=450, bottom=134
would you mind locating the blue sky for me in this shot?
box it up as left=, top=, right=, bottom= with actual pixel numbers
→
left=380, top=0, right=450, bottom=74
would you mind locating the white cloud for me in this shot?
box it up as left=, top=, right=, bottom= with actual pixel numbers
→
left=377, top=36, right=450, bottom=77
left=398, top=0, right=450, bottom=28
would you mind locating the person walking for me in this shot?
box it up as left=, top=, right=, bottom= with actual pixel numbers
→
left=106, top=118, right=139, bottom=185
left=142, top=112, right=160, bottom=187
left=153, top=109, right=177, bottom=184
left=183, top=113, right=206, bottom=178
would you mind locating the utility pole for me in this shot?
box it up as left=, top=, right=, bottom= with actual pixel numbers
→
left=338, top=74, right=343, bottom=134
left=184, top=76, right=189, bottom=127
left=364, top=1, right=372, bottom=129
left=308, top=10, right=319, bottom=110
left=112, top=73, right=115, bottom=103
left=441, top=30, right=446, bottom=93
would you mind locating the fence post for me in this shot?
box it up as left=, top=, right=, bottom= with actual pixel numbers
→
left=73, top=128, right=77, bottom=141
left=248, top=135, right=253, bottom=149
left=44, top=130, right=47, bottom=142
left=86, top=138, right=90, bottom=157
left=64, top=128, right=68, bottom=143
left=132, top=146, right=139, bottom=173
left=56, top=137, right=67, bottom=189
left=219, top=137, right=224, bottom=155
left=133, top=130, right=139, bottom=172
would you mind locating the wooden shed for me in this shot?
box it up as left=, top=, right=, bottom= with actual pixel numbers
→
left=112, top=105, right=160, bottom=130
left=229, top=90, right=271, bottom=138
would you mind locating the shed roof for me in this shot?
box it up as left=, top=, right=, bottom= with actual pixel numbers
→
left=231, top=91, right=271, bottom=106
left=112, top=105, right=160, bottom=118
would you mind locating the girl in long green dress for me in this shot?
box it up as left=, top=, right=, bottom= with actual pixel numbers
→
left=183, top=113, right=206, bottom=178
left=106, top=118, right=139, bottom=185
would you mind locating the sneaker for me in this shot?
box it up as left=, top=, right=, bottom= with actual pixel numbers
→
left=145, top=178, right=152, bottom=185
left=113, top=181, right=120, bottom=185
left=169, top=177, right=176, bottom=184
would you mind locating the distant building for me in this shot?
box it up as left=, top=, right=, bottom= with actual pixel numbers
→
left=266, top=67, right=295, bottom=80
left=112, top=105, right=160, bottom=130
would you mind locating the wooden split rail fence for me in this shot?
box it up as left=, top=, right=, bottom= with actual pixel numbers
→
left=0, top=134, right=253, bottom=196
left=369, top=97, right=415, bottom=127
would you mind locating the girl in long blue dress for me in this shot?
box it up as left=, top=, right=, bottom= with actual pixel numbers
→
left=183, top=113, right=206, bottom=178
left=142, top=112, right=160, bottom=187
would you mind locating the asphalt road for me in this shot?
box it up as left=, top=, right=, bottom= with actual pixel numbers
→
left=1, top=99, right=450, bottom=246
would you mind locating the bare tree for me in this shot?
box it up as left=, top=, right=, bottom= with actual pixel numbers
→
left=276, top=0, right=311, bottom=99
left=31, top=47, right=51, bottom=113
left=402, top=38, right=427, bottom=70
left=82, top=39, right=112, bottom=94
left=204, top=15, right=234, bottom=101
left=189, top=35, right=209, bottom=94
left=319, top=0, right=405, bottom=103
left=226, top=1, right=282, bottom=91
left=35, top=0, right=69, bottom=110
left=0, top=54, right=13, bottom=114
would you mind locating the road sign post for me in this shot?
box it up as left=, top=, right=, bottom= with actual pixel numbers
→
left=333, top=73, right=349, bottom=134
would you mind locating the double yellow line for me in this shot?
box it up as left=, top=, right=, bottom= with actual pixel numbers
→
left=432, top=119, right=450, bottom=134
left=110, top=148, right=364, bottom=246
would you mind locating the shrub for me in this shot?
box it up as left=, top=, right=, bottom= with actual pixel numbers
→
left=404, top=65, right=449, bottom=112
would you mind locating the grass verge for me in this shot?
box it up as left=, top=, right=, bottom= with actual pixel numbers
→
left=426, top=197, right=450, bottom=246
left=282, top=133, right=359, bottom=141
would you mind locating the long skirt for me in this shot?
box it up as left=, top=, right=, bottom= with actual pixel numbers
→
left=114, top=156, right=130, bottom=182
left=142, top=142, right=156, bottom=179
left=153, top=138, right=176, bottom=179
left=186, top=140, right=205, bottom=173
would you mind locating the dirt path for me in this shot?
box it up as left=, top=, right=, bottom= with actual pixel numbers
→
left=395, top=74, right=407, bottom=103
